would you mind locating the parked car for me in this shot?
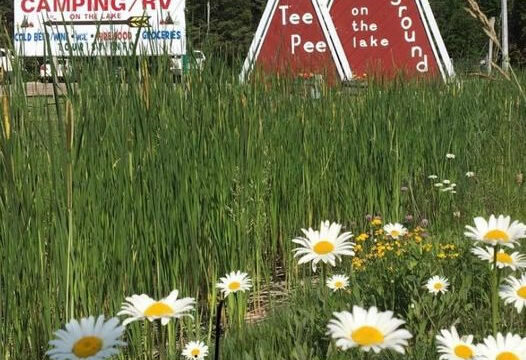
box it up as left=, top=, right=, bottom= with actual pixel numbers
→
left=170, top=50, right=206, bottom=77
left=39, top=58, right=72, bottom=82
left=0, top=48, right=14, bottom=81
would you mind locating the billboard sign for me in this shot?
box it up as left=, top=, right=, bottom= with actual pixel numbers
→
left=13, top=0, right=186, bottom=56
left=327, top=0, right=454, bottom=80
left=240, top=0, right=352, bottom=83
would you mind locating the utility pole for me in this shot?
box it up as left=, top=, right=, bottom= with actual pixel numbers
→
left=502, top=0, right=509, bottom=73
left=207, top=1, right=210, bottom=37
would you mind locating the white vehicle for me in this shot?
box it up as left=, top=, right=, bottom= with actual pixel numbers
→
left=170, top=50, right=206, bottom=76
left=0, top=48, right=14, bottom=80
left=39, top=58, right=72, bottom=82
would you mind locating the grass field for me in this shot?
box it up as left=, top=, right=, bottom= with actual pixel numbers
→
left=1, top=59, right=526, bottom=359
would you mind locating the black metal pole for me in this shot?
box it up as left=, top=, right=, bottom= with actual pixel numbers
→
left=214, top=299, right=224, bottom=360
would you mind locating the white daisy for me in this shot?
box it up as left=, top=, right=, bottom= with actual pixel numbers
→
left=499, top=273, right=526, bottom=313
left=327, top=274, right=349, bottom=292
left=425, top=276, right=449, bottom=295
left=383, top=223, right=408, bottom=239
left=118, top=290, right=195, bottom=326
left=182, top=340, right=209, bottom=359
left=435, top=183, right=444, bottom=187
left=292, top=221, right=354, bottom=272
left=47, top=315, right=126, bottom=360
left=216, top=271, right=252, bottom=297
left=464, top=215, right=526, bottom=248
left=446, top=153, right=456, bottom=159
left=429, top=175, right=439, bottom=180
left=466, top=172, right=475, bottom=178
left=435, top=326, right=476, bottom=360
left=471, top=246, right=526, bottom=271
left=443, top=179, right=451, bottom=185
left=327, top=305, right=412, bottom=354
left=476, top=332, right=526, bottom=360
left=441, top=187, right=455, bottom=193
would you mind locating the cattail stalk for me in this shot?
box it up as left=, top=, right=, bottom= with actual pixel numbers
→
left=65, top=99, right=74, bottom=319
left=2, top=93, right=10, bottom=140
left=141, top=59, right=150, bottom=110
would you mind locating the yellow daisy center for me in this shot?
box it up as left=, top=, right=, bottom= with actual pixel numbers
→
left=484, top=229, right=510, bottom=242
left=334, top=281, right=343, bottom=288
left=517, top=286, right=526, bottom=299
left=496, top=352, right=519, bottom=360
left=496, top=252, right=513, bottom=264
left=351, top=326, right=384, bottom=346
left=72, top=336, right=103, bottom=358
left=313, top=240, right=334, bottom=255
left=390, top=231, right=400, bottom=238
left=144, top=302, right=174, bottom=317
left=228, top=281, right=241, bottom=291
left=454, top=344, right=474, bottom=359
left=434, top=283, right=444, bottom=290
left=191, top=348, right=200, bottom=357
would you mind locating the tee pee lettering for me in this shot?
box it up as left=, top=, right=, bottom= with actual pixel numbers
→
left=240, top=0, right=352, bottom=82
left=278, top=5, right=328, bottom=54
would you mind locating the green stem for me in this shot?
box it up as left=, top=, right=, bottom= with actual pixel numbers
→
left=65, top=161, right=73, bottom=320
left=491, top=245, right=500, bottom=335
left=321, top=263, right=327, bottom=292
left=146, top=321, right=154, bottom=360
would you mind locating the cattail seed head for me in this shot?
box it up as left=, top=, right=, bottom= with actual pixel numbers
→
left=516, top=172, right=524, bottom=186
left=65, top=100, right=74, bottom=152
left=2, top=94, right=10, bottom=140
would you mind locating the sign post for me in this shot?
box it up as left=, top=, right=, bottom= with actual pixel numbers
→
left=240, top=0, right=352, bottom=83
left=14, top=0, right=186, bottom=57
left=327, top=0, right=454, bottom=80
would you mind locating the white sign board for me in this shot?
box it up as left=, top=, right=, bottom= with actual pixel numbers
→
left=13, top=0, right=186, bottom=56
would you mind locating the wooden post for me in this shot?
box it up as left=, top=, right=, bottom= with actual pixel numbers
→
left=501, top=0, right=509, bottom=73
left=487, top=17, right=495, bottom=75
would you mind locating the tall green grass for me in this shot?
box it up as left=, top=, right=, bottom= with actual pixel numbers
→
left=0, top=57, right=525, bottom=358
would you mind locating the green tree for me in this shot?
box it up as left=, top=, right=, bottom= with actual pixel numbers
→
left=510, top=0, right=526, bottom=64
left=0, top=1, right=13, bottom=46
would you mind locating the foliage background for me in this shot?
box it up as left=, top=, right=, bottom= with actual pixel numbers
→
left=0, top=0, right=525, bottom=65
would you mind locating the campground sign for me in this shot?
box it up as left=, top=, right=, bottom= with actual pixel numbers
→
left=328, top=0, right=454, bottom=80
left=242, top=0, right=454, bottom=82
left=13, top=0, right=186, bottom=56
left=240, top=0, right=353, bottom=83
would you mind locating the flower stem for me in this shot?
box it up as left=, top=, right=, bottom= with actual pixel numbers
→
left=491, top=245, right=500, bottom=335
left=145, top=321, right=154, bottom=360
left=321, top=263, right=327, bottom=292
left=214, top=299, right=225, bottom=360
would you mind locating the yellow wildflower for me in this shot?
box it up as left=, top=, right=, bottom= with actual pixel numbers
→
left=371, top=217, right=382, bottom=226
left=422, top=243, right=433, bottom=252
left=356, top=233, right=369, bottom=242
left=352, top=257, right=365, bottom=269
